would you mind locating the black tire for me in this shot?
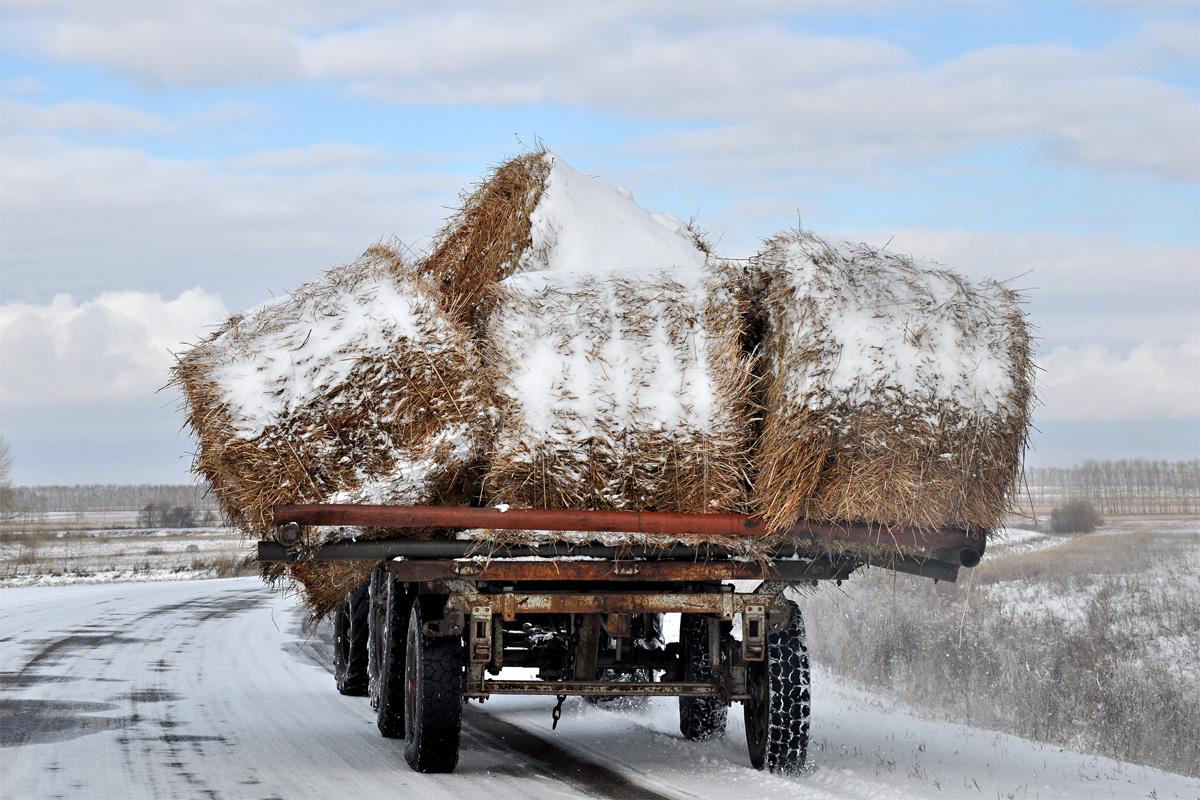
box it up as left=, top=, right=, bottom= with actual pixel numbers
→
left=373, top=572, right=412, bottom=738
left=744, top=600, right=810, bottom=774
left=333, top=581, right=369, bottom=696
left=367, top=567, right=391, bottom=710
left=679, top=613, right=727, bottom=740
left=403, top=596, right=464, bottom=773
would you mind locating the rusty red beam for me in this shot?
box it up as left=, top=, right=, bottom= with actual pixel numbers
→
left=382, top=557, right=850, bottom=583
left=273, top=503, right=985, bottom=553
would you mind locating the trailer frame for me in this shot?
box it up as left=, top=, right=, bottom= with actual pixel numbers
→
left=259, top=503, right=987, bottom=775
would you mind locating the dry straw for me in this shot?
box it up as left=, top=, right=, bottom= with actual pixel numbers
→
left=422, top=148, right=715, bottom=325
left=750, top=230, right=1034, bottom=537
left=171, top=241, right=493, bottom=616
left=423, top=150, right=552, bottom=323
left=482, top=261, right=756, bottom=531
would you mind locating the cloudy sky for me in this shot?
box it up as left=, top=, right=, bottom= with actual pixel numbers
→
left=1, top=1, right=1197, bottom=485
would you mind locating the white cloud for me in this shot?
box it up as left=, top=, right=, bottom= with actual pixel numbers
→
left=1112, top=19, right=1200, bottom=70
left=224, top=143, right=391, bottom=171
left=0, top=289, right=228, bottom=407
left=0, top=134, right=461, bottom=309
left=1038, top=339, right=1200, bottom=421
left=8, top=3, right=1197, bottom=181
left=2, top=97, right=174, bottom=134
left=2, top=76, right=52, bottom=96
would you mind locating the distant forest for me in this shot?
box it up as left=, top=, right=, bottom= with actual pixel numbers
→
left=4, top=459, right=1199, bottom=517
left=1023, top=459, right=1200, bottom=515
left=4, top=483, right=220, bottom=512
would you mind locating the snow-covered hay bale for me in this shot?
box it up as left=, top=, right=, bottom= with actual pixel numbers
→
left=483, top=262, right=754, bottom=524
left=424, top=149, right=712, bottom=322
left=751, top=231, right=1034, bottom=535
left=172, top=242, right=493, bottom=616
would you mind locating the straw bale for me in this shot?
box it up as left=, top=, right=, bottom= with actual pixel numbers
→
left=482, top=261, right=755, bottom=536
left=423, top=151, right=552, bottom=321
left=423, top=149, right=714, bottom=325
left=171, top=241, right=493, bottom=617
left=751, top=230, right=1034, bottom=535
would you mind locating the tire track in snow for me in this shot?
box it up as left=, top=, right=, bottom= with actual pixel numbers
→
left=462, top=705, right=688, bottom=800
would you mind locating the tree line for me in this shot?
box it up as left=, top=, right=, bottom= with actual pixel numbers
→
left=3, top=484, right=220, bottom=513
left=1023, top=459, right=1200, bottom=515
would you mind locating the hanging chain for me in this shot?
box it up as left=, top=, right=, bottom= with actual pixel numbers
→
left=551, top=694, right=566, bottom=729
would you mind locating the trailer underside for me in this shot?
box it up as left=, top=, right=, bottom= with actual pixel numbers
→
left=258, top=504, right=986, bottom=775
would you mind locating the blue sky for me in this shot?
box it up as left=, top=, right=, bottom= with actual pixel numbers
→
left=1, top=1, right=1197, bottom=484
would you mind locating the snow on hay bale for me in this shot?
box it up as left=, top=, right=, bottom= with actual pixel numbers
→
left=423, top=149, right=712, bottom=323
left=171, top=242, right=492, bottom=615
left=482, top=262, right=755, bottom=531
left=751, top=230, right=1034, bottom=535
left=475, top=153, right=754, bottom=538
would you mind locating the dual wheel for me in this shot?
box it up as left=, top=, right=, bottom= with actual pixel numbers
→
left=368, top=569, right=463, bottom=773
left=338, top=570, right=464, bottom=773
left=678, top=603, right=811, bottom=775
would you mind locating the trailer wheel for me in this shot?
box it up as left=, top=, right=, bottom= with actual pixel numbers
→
left=744, top=600, right=810, bottom=774
left=373, top=572, right=411, bottom=738
left=403, top=596, right=464, bottom=773
left=333, top=581, right=369, bottom=696
left=367, top=567, right=386, bottom=710
left=679, top=613, right=727, bottom=740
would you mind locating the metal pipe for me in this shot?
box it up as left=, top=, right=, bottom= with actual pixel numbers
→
left=931, top=547, right=982, bottom=569
left=272, top=503, right=985, bottom=553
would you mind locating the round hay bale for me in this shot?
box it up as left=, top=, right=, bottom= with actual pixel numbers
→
left=482, top=261, right=755, bottom=522
left=172, top=241, right=494, bottom=617
left=750, top=230, right=1034, bottom=535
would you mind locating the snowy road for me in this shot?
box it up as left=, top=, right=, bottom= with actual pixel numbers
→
left=2, top=579, right=1196, bottom=799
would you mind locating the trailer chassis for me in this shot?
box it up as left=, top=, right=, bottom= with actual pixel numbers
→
left=259, top=504, right=985, bottom=775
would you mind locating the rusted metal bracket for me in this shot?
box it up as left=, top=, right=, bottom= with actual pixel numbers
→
left=469, top=605, right=493, bottom=663
left=573, top=614, right=600, bottom=681
left=742, top=604, right=766, bottom=662
left=440, top=585, right=793, bottom=625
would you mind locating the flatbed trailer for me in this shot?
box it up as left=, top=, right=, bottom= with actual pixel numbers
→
left=259, top=504, right=985, bottom=775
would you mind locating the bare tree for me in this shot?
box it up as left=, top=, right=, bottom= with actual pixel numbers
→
left=0, top=437, right=14, bottom=522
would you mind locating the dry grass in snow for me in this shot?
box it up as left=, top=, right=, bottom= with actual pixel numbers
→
left=798, top=517, right=1200, bottom=777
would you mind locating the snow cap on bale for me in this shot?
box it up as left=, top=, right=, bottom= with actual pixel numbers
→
left=424, top=148, right=710, bottom=322
left=751, top=230, right=1034, bottom=535
left=171, top=241, right=492, bottom=616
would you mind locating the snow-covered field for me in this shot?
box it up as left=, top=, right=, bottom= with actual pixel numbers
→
left=3, top=578, right=1196, bottom=799
left=0, top=526, right=254, bottom=588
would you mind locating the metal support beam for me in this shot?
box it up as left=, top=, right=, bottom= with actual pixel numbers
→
left=467, top=680, right=729, bottom=699
left=272, top=503, right=986, bottom=555
left=381, top=557, right=848, bottom=583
